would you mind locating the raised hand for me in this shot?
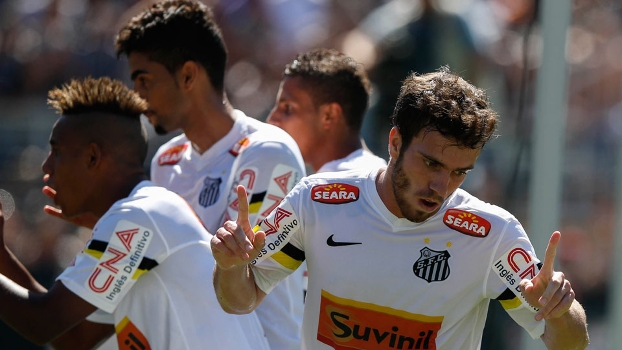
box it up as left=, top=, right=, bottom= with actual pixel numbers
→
left=211, top=185, right=266, bottom=270
left=520, top=231, right=575, bottom=321
left=42, top=174, right=99, bottom=229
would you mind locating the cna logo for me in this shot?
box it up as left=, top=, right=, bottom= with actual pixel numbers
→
left=262, top=207, right=293, bottom=235
left=116, top=316, right=151, bottom=350
left=317, top=290, right=442, bottom=349
left=443, top=209, right=491, bottom=237
left=493, top=245, right=541, bottom=313
left=229, top=137, right=250, bottom=156
left=158, top=144, right=188, bottom=166
left=311, top=183, right=359, bottom=204
left=85, top=221, right=154, bottom=302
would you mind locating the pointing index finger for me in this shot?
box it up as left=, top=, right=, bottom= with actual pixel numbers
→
left=539, top=231, right=561, bottom=278
left=236, top=185, right=251, bottom=230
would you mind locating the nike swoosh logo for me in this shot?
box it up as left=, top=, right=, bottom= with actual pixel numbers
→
left=326, top=234, right=362, bottom=247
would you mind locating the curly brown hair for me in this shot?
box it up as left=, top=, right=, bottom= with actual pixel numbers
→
left=284, top=48, right=371, bottom=132
left=115, top=0, right=227, bottom=91
left=391, top=66, right=498, bottom=151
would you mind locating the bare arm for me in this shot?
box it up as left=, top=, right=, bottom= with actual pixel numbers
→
left=0, top=200, right=112, bottom=348
left=0, top=276, right=98, bottom=345
left=521, top=232, right=589, bottom=350
left=211, top=186, right=267, bottom=314
left=541, top=300, right=588, bottom=350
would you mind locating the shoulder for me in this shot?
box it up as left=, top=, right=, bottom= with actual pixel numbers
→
left=320, top=149, right=387, bottom=173
left=151, top=134, right=190, bottom=166
left=238, top=113, right=299, bottom=148
left=296, top=169, right=371, bottom=194
left=446, top=188, right=524, bottom=239
left=235, top=114, right=304, bottom=168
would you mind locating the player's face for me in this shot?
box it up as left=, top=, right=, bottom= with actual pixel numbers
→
left=128, top=52, right=187, bottom=135
left=41, top=116, right=91, bottom=218
left=267, top=77, right=323, bottom=163
left=389, top=128, right=480, bottom=222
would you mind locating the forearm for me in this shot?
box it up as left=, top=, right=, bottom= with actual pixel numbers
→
left=50, top=321, right=114, bottom=350
left=541, top=300, right=589, bottom=350
left=0, top=274, right=63, bottom=344
left=0, top=245, right=47, bottom=293
left=213, top=264, right=264, bottom=314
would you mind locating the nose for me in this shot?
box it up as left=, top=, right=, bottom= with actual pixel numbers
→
left=132, top=84, right=147, bottom=100
left=41, top=151, right=52, bottom=176
left=266, top=109, right=280, bottom=126
left=428, top=170, right=450, bottom=198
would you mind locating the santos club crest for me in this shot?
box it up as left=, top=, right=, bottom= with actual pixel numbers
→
left=413, top=247, right=451, bottom=283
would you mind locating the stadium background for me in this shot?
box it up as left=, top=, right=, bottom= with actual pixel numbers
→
left=0, top=0, right=619, bottom=348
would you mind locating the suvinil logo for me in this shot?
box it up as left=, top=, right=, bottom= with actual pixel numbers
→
left=311, top=183, right=359, bottom=204
left=158, top=144, right=188, bottom=165
left=443, top=209, right=491, bottom=237
left=317, top=290, right=442, bottom=349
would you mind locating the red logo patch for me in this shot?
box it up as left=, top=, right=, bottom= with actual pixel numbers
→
left=443, top=209, right=491, bottom=237
left=229, top=137, right=250, bottom=156
left=311, top=183, right=359, bottom=204
left=158, top=144, right=188, bottom=165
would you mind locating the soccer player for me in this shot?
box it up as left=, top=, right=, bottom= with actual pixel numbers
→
left=0, top=77, right=270, bottom=349
left=211, top=67, right=590, bottom=349
left=115, top=1, right=305, bottom=348
left=267, top=48, right=387, bottom=174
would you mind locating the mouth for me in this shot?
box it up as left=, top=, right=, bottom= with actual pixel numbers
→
left=419, top=198, right=440, bottom=212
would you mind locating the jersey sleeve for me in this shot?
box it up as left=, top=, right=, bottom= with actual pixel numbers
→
left=57, top=208, right=165, bottom=313
left=224, top=139, right=305, bottom=228
left=485, top=218, right=545, bottom=339
left=250, top=180, right=307, bottom=295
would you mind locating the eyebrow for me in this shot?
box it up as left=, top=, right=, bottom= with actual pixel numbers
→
left=130, top=69, right=149, bottom=81
left=421, top=152, right=475, bottom=172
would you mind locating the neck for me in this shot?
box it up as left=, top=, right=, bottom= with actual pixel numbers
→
left=312, top=135, right=362, bottom=172
left=89, top=171, right=147, bottom=218
left=375, top=166, right=402, bottom=218
left=184, top=96, right=236, bottom=154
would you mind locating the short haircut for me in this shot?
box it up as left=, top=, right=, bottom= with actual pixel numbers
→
left=391, top=66, right=498, bottom=152
left=283, top=48, right=371, bottom=132
left=115, top=0, right=227, bottom=92
left=48, top=77, right=149, bottom=164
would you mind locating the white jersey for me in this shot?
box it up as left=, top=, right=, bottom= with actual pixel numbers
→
left=58, top=181, right=270, bottom=350
left=251, top=169, right=546, bottom=350
left=317, top=148, right=387, bottom=173
left=151, top=110, right=306, bottom=349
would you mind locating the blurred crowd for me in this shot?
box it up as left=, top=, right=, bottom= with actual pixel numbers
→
left=0, top=0, right=621, bottom=348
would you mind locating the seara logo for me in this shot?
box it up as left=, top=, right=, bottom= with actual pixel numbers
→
left=443, top=209, right=491, bottom=237
left=311, top=183, right=359, bottom=204
left=158, top=144, right=188, bottom=166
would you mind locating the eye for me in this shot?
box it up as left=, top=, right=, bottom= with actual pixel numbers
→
left=283, top=104, right=292, bottom=115
left=454, top=170, right=469, bottom=176
left=423, top=159, right=437, bottom=167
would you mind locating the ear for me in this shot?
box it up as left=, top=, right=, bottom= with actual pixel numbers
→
left=178, top=61, right=199, bottom=90
left=388, top=127, right=402, bottom=160
left=86, top=143, right=103, bottom=169
left=319, top=102, right=342, bottom=130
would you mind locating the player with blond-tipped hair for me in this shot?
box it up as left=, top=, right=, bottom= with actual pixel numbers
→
left=0, top=77, right=270, bottom=349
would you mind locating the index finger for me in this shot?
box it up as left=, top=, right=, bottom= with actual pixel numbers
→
left=235, top=185, right=251, bottom=230
left=540, top=231, right=561, bottom=278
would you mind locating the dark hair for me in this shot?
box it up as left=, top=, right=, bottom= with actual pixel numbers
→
left=115, top=0, right=227, bottom=91
left=48, top=76, right=147, bottom=117
left=48, top=77, right=149, bottom=164
left=391, top=66, right=498, bottom=152
left=283, top=48, right=371, bottom=132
